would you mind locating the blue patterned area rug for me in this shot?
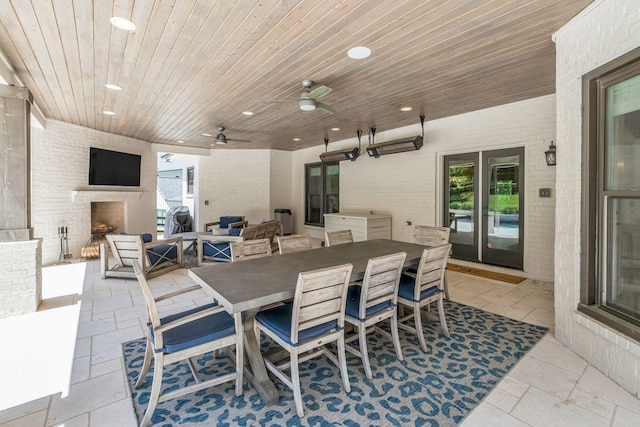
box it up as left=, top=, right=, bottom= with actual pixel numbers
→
left=123, top=302, right=547, bottom=426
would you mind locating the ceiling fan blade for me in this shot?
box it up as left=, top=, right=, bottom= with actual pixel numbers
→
left=227, top=138, right=252, bottom=143
left=316, top=102, right=336, bottom=114
left=309, top=85, right=331, bottom=99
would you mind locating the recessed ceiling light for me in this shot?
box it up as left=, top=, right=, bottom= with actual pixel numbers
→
left=105, top=84, right=122, bottom=91
left=102, top=110, right=116, bottom=115
left=177, top=140, right=184, bottom=143
left=348, top=46, right=371, bottom=59
left=110, top=17, right=136, bottom=31
left=201, top=133, right=213, bottom=137
left=242, top=111, right=254, bottom=116
left=293, top=138, right=300, bottom=141
left=400, top=106, right=413, bottom=112
left=331, top=127, right=340, bottom=131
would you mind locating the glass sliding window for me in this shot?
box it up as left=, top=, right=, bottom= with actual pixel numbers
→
left=305, top=162, right=339, bottom=226
left=581, top=48, right=640, bottom=337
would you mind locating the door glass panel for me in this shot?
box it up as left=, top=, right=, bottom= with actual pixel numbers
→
left=606, top=198, right=640, bottom=319
left=482, top=148, right=523, bottom=269
left=447, top=158, right=477, bottom=260
left=486, top=155, right=520, bottom=251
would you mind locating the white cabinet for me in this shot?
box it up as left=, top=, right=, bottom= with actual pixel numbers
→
left=323, top=213, right=391, bottom=242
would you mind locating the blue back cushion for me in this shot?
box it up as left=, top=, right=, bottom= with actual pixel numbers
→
left=146, top=244, right=178, bottom=266
left=118, top=232, right=153, bottom=243
left=202, top=242, right=232, bottom=260
left=227, top=228, right=242, bottom=236
left=219, top=216, right=243, bottom=228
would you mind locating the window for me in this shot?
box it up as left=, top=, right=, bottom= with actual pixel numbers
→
left=305, top=162, right=339, bottom=226
left=581, top=47, right=640, bottom=341
left=186, top=167, right=194, bottom=195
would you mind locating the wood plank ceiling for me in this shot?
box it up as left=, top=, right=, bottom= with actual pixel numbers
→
left=0, top=0, right=593, bottom=151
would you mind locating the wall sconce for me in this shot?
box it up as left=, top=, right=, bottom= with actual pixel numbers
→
left=545, top=141, right=556, bottom=166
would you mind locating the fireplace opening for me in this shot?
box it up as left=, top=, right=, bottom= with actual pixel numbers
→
left=83, top=202, right=125, bottom=259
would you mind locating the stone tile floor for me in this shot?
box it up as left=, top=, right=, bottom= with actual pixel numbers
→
left=0, top=259, right=639, bottom=426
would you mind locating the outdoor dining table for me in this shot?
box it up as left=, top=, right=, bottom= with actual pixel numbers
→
left=187, top=238, right=429, bottom=406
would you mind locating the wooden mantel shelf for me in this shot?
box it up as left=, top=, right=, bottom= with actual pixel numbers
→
left=71, top=189, right=145, bottom=203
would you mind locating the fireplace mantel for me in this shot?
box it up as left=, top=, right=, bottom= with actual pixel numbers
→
left=71, top=189, right=144, bottom=203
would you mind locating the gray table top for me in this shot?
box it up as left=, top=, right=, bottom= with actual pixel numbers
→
left=188, top=239, right=429, bottom=313
left=174, top=231, right=213, bottom=241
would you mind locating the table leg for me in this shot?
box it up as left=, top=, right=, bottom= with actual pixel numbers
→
left=242, top=309, right=279, bottom=405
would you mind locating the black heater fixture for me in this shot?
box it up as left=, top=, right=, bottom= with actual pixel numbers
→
left=545, top=140, right=556, bottom=166
left=319, top=131, right=361, bottom=162
left=366, top=115, right=425, bottom=158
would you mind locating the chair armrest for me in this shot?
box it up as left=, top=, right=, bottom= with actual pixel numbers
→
left=155, top=305, right=228, bottom=333
left=154, top=285, right=202, bottom=303
left=143, top=236, right=183, bottom=250
left=205, top=221, right=220, bottom=231
left=197, top=235, right=244, bottom=244
left=228, top=220, right=248, bottom=229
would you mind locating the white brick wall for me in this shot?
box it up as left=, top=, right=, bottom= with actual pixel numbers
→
left=31, top=120, right=157, bottom=265
left=554, top=0, right=640, bottom=397
left=0, top=239, right=41, bottom=318
left=196, top=149, right=274, bottom=229
left=292, top=95, right=557, bottom=281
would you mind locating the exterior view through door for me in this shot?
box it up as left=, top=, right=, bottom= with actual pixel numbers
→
left=444, top=147, right=524, bottom=270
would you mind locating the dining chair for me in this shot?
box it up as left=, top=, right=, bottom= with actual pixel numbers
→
left=255, top=263, right=354, bottom=418
left=397, top=244, right=452, bottom=352
left=277, top=234, right=313, bottom=254
left=344, top=251, right=407, bottom=379
left=410, top=225, right=452, bottom=300
left=131, top=260, right=244, bottom=427
left=230, top=238, right=272, bottom=261
left=324, top=229, right=354, bottom=247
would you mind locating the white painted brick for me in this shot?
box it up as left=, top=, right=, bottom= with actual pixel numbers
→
left=293, top=95, right=557, bottom=281
left=31, top=120, right=157, bottom=265
left=554, top=0, right=640, bottom=398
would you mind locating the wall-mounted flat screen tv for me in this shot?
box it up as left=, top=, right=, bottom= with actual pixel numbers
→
left=89, top=147, right=141, bottom=186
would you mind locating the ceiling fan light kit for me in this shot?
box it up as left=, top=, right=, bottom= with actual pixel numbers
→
left=297, top=80, right=334, bottom=113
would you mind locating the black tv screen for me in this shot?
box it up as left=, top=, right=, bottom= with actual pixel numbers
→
left=89, top=147, right=141, bottom=186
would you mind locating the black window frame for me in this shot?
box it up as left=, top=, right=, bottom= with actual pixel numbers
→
left=186, top=166, right=194, bottom=195
left=304, top=161, right=339, bottom=226
left=579, top=46, right=640, bottom=343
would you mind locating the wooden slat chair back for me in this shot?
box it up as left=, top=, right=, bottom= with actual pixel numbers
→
left=230, top=238, right=272, bottom=261
left=411, top=225, right=452, bottom=300
left=100, top=234, right=183, bottom=280
left=412, top=225, right=451, bottom=246
left=277, top=234, right=313, bottom=254
left=344, top=252, right=407, bottom=379
left=131, top=260, right=243, bottom=427
left=397, top=244, right=452, bottom=352
left=255, top=263, right=353, bottom=417
left=325, top=229, right=354, bottom=247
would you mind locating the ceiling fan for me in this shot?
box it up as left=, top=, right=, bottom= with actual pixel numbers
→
left=203, top=126, right=251, bottom=145
left=297, top=80, right=336, bottom=114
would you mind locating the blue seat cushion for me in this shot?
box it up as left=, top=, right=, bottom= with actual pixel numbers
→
left=219, top=216, right=243, bottom=229
left=151, top=303, right=235, bottom=354
left=146, top=244, right=178, bottom=266
left=256, top=302, right=338, bottom=346
left=398, top=274, right=441, bottom=302
left=345, top=285, right=392, bottom=322
left=227, top=228, right=242, bottom=236
left=202, top=242, right=231, bottom=260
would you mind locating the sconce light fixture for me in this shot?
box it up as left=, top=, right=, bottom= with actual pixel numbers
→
left=545, top=140, right=556, bottom=166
